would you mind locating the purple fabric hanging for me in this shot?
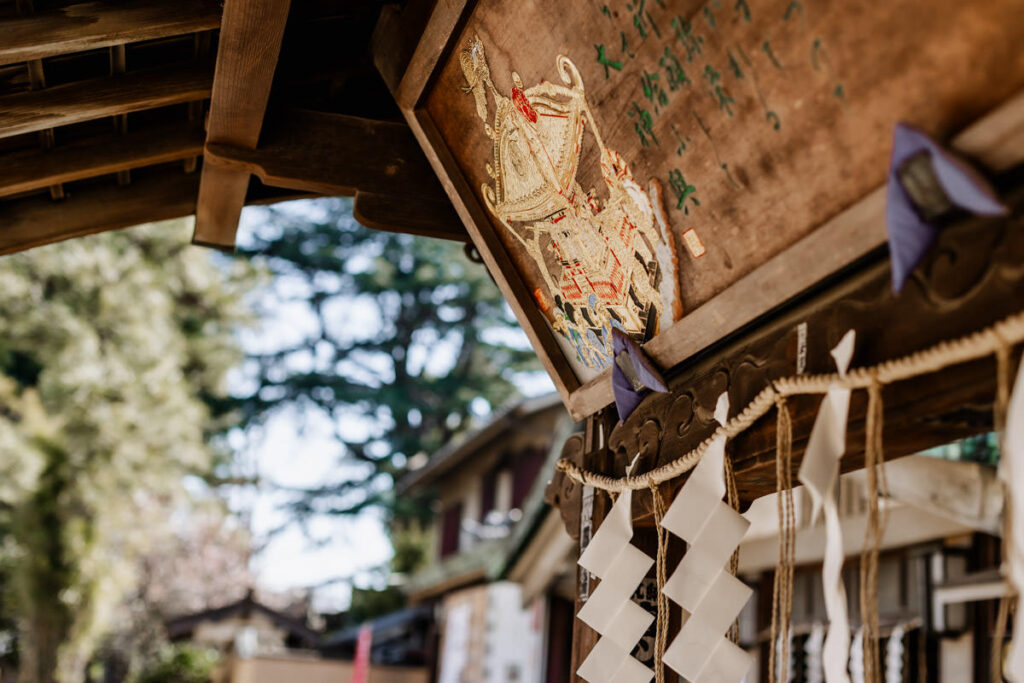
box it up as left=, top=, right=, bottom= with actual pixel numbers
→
left=886, top=122, right=1007, bottom=292
left=611, top=327, right=668, bottom=423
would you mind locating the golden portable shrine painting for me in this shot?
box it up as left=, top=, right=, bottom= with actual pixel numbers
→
left=460, top=37, right=683, bottom=380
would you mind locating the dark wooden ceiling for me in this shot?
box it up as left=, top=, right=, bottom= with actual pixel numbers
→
left=0, top=0, right=464, bottom=256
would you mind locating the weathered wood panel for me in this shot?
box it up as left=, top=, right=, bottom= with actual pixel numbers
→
left=395, top=0, right=1024, bottom=416
left=567, top=89, right=1024, bottom=418
left=0, top=63, right=213, bottom=140
left=193, top=0, right=291, bottom=248
left=0, top=123, right=205, bottom=197
left=0, top=0, right=223, bottom=67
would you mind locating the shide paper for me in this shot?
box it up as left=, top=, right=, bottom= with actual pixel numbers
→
left=886, top=122, right=1007, bottom=293
left=577, top=488, right=654, bottom=683
left=612, top=327, right=668, bottom=423
left=1002, top=353, right=1024, bottom=681
left=660, top=392, right=754, bottom=682
left=797, top=330, right=855, bottom=683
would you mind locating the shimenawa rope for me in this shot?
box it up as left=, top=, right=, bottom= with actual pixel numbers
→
left=556, top=310, right=1024, bottom=492
left=560, top=311, right=1024, bottom=682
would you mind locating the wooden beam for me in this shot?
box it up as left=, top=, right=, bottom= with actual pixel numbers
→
left=0, top=63, right=212, bottom=140
left=207, top=110, right=448, bottom=198
left=192, top=0, right=291, bottom=249
left=0, top=173, right=315, bottom=257
left=392, top=0, right=469, bottom=110
left=353, top=192, right=466, bottom=242
left=202, top=109, right=467, bottom=241
left=0, top=173, right=200, bottom=255
left=0, top=123, right=205, bottom=197
left=0, top=0, right=223, bottom=67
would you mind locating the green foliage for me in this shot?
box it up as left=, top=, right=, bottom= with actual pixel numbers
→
left=0, top=220, right=259, bottom=682
left=132, top=643, right=219, bottom=683
left=235, top=198, right=543, bottom=523
left=389, top=521, right=431, bottom=575
left=346, top=587, right=405, bottom=626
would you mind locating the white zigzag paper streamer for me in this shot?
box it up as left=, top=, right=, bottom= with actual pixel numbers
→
left=1002, top=350, right=1024, bottom=681
left=660, top=392, right=754, bottom=682
left=797, top=330, right=855, bottom=683
left=577, top=489, right=654, bottom=683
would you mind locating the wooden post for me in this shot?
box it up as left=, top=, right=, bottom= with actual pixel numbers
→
left=192, top=0, right=291, bottom=248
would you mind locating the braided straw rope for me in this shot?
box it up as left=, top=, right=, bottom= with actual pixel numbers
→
left=556, top=309, right=1024, bottom=492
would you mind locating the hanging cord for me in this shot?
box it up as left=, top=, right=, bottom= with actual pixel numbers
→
left=650, top=483, right=669, bottom=683
left=724, top=452, right=742, bottom=644
left=556, top=310, right=1024, bottom=493
left=994, top=339, right=1013, bottom=683
left=860, top=378, right=888, bottom=682
left=769, top=396, right=795, bottom=683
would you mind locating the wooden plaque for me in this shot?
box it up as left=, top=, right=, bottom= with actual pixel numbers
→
left=390, top=0, right=1024, bottom=419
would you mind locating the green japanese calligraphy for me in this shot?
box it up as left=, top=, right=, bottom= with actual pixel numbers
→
left=668, top=169, right=700, bottom=214
left=595, top=44, right=623, bottom=79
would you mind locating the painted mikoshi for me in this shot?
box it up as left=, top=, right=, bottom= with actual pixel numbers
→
left=383, top=0, right=1024, bottom=680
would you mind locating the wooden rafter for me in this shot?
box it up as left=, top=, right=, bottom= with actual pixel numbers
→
left=0, top=0, right=223, bottom=67
left=0, top=173, right=201, bottom=256
left=0, top=123, right=205, bottom=198
left=192, top=0, right=292, bottom=248
left=0, top=172, right=313, bottom=256
left=0, top=63, right=213, bottom=140
left=202, top=109, right=466, bottom=241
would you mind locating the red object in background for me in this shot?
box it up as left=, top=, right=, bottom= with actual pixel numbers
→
left=351, top=624, right=373, bottom=683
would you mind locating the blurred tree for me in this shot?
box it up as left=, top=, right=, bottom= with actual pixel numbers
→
left=131, top=643, right=219, bottom=683
left=88, top=505, right=256, bottom=680
left=0, top=220, right=258, bottom=683
left=234, top=198, right=543, bottom=559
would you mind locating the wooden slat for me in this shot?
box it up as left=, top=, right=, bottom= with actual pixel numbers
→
left=192, top=0, right=291, bottom=248
left=0, top=172, right=200, bottom=255
left=0, top=0, right=223, bottom=67
left=0, top=123, right=205, bottom=197
left=0, top=63, right=213, bottom=140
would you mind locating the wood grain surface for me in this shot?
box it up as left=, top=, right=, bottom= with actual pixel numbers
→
left=402, top=0, right=1024, bottom=412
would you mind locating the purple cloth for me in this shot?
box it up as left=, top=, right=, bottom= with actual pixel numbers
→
left=611, top=327, right=668, bottom=423
left=887, top=122, right=1007, bottom=292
